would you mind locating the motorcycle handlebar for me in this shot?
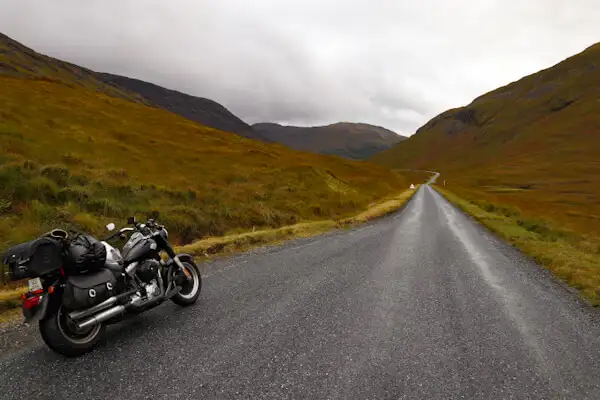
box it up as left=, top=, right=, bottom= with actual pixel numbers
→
left=103, top=227, right=135, bottom=242
left=103, top=232, right=121, bottom=242
left=137, top=219, right=164, bottom=234
left=104, top=219, right=161, bottom=241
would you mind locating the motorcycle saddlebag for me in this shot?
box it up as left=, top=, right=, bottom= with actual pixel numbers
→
left=63, top=268, right=117, bottom=311
left=1, top=238, right=63, bottom=281
left=64, top=234, right=107, bottom=275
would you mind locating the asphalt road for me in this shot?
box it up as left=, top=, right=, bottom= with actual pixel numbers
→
left=1, top=185, right=600, bottom=399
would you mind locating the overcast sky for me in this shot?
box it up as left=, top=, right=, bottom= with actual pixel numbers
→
left=1, top=1, right=599, bottom=135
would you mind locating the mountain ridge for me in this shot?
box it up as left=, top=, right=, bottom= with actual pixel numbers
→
left=0, top=32, right=147, bottom=105
left=0, top=32, right=265, bottom=141
left=253, top=121, right=405, bottom=160
left=1, top=33, right=401, bottom=151
left=99, top=73, right=267, bottom=141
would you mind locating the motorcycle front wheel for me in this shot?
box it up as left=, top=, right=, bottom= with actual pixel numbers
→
left=39, top=305, right=105, bottom=357
left=171, top=260, right=202, bottom=306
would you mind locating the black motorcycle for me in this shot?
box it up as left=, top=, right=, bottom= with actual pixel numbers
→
left=1, top=216, right=202, bottom=357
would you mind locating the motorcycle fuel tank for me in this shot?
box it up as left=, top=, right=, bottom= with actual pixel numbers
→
left=121, top=233, right=157, bottom=264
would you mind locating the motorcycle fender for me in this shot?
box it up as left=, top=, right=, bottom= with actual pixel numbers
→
left=175, top=253, right=196, bottom=265
left=165, top=254, right=197, bottom=283
left=23, top=293, right=50, bottom=324
left=166, top=253, right=196, bottom=267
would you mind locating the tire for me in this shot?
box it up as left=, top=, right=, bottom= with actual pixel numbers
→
left=171, top=261, right=202, bottom=306
left=39, top=305, right=105, bottom=357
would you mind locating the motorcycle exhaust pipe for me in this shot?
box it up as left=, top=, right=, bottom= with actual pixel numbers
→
left=76, top=291, right=166, bottom=330
left=76, top=305, right=126, bottom=331
left=69, top=297, right=117, bottom=321
left=69, top=289, right=138, bottom=321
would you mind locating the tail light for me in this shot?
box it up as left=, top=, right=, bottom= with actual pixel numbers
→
left=22, top=290, right=43, bottom=310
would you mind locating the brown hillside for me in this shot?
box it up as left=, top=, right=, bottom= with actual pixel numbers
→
left=374, top=42, right=600, bottom=237
left=1, top=33, right=264, bottom=141
left=0, top=33, right=146, bottom=104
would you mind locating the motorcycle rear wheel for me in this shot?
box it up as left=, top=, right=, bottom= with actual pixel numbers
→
left=39, top=305, right=105, bottom=357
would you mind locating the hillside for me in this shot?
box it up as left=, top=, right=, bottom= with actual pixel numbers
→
left=253, top=122, right=405, bottom=160
left=99, top=73, right=266, bottom=141
left=374, top=42, right=600, bottom=237
left=0, top=33, right=408, bottom=252
left=0, top=33, right=265, bottom=141
left=0, top=33, right=146, bottom=105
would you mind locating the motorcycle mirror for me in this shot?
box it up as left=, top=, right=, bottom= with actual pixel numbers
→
left=106, top=223, right=116, bottom=232
left=127, top=216, right=137, bottom=225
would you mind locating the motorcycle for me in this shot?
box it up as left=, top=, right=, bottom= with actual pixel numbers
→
left=1, top=216, right=202, bottom=357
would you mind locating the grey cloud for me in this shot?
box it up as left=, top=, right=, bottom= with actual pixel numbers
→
left=1, top=0, right=599, bottom=135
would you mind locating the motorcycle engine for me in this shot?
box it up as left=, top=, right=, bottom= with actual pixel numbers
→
left=137, top=259, right=160, bottom=283
left=144, top=280, right=160, bottom=300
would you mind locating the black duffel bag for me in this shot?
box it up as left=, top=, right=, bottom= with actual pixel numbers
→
left=2, top=237, right=63, bottom=281
left=63, top=268, right=117, bottom=310
left=64, top=233, right=107, bottom=275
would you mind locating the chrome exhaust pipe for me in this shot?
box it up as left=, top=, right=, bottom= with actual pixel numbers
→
left=69, top=289, right=138, bottom=321
left=69, top=297, right=118, bottom=320
left=76, top=289, right=166, bottom=330
left=77, top=305, right=125, bottom=331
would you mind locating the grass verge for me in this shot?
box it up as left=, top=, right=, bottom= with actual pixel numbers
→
left=340, top=187, right=419, bottom=225
left=178, top=220, right=337, bottom=257
left=434, top=186, right=600, bottom=306
left=179, top=186, right=419, bottom=258
left=0, top=187, right=420, bottom=322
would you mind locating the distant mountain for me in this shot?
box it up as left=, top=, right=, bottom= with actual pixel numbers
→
left=99, top=73, right=266, bottom=141
left=252, top=122, right=406, bottom=159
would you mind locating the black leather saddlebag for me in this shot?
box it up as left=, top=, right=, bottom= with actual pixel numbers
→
left=63, top=269, right=117, bottom=310
left=2, top=238, right=63, bottom=281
